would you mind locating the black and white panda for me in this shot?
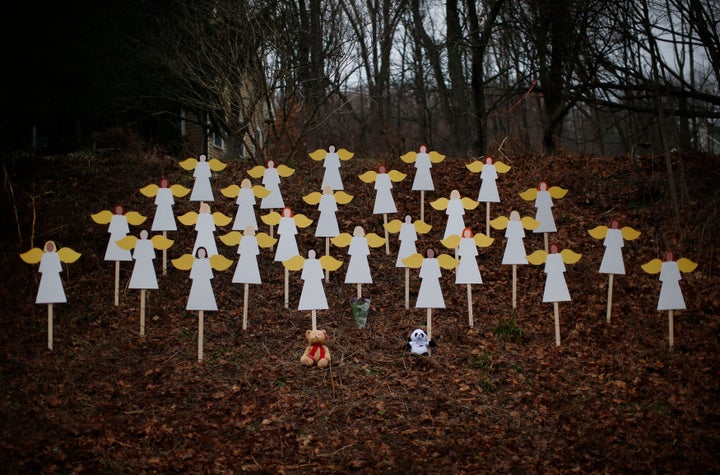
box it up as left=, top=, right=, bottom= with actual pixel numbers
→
left=404, top=328, right=436, bottom=356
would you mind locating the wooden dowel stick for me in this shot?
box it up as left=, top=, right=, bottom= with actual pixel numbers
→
left=140, top=289, right=146, bottom=336
left=284, top=267, right=289, bottom=309
left=383, top=214, right=390, bottom=255
left=668, top=310, right=674, bottom=348
left=512, top=265, right=517, bottom=309
left=243, top=283, right=249, bottom=330
left=48, top=303, right=53, bottom=351
left=114, top=261, right=120, bottom=306
left=427, top=308, right=432, bottom=340
left=467, top=284, right=473, bottom=328
left=311, top=309, right=317, bottom=331
left=554, top=302, right=561, bottom=346
left=198, top=310, right=204, bottom=361
left=162, top=231, right=167, bottom=275
left=544, top=232, right=549, bottom=252
left=405, top=267, right=410, bottom=309
left=325, top=238, right=330, bottom=280
left=420, top=191, right=425, bottom=222
left=357, top=283, right=362, bottom=299
left=606, top=274, right=614, bottom=322
left=486, top=202, right=491, bottom=237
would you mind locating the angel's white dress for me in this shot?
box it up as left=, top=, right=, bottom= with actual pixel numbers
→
left=416, top=258, right=445, bottom=308
left=232, top=187, right=258, bottom=232
left=502, top=220, right=529, bottom=265
left=260, top=168, right=284, bottom=209
left=599, top=228, right=625, bottom=274
left=190, top=161, right=213, bottom=202
left=105, top=215, right=132, bottom=261
left=233, top=234, right=261, bottom=284
left=412, top=152, right=434, bottom=191
left=657, top=261, right=685, bottom=310
left=315, top=194, right=339, bottom=237
left=395, top=221, right=418, bottom=267
left=534, top=190, right=556, bottom=233
left=274, top=217, right=299, bottom=262
left=36, top=251, right=66, bottom=304
left=373, top=173, right=397, bottom=214
left=443, top=198, right=466, bottom=239
left=298, top=257, right=328, bottom=310
left=478, top=164, right=500, bottom=202
left=542, top=253, right=570, bottom=302
left=345, top=236, right=372, bottom=284
left=151, top=187, right=177, bottom=231
left=186, top=258, right=217, bottom=311
left=192, top=213, right=218, bottom=257
left=322, top=152, right=343, bottom=190
left=456, top=237, right=482, bottom=284
left=128, top=238, right=158, bottom=289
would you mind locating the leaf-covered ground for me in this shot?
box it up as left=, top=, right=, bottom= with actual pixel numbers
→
left=1, top=149, right=719, bottom=474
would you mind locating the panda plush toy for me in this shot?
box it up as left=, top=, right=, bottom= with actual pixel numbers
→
left=404, top=328, right=436, bottom=356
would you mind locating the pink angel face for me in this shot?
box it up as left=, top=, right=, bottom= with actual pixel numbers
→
left=549, top=243, right=560, bottom=254
left=484, top=156, right=494, bottom=165
left=377, top=165, right=387, bottom=174
left=114, top=205, right=125, bottom=215
left=266, top=160, right=275, bottom=169
left=426, top=248, right=435, bottom=258
left=664, top=250, right=676, bottom=262
left=196, top=247, right=207, bottom=259
left=159, top=178, right=170, bottom=188
left=328, top=145, right=336, bottom=153
left=140, top=230, right=149, bottom=240
left=462, top=227, right=473, bottom=238
left=199, top=154, right=207, bottom=162
left=538, top=181, right=548, bottom=191
left=241, top=178, right=251, bottom=188
left=609, top=218, right=621, bottom=229
left=44, top=241, right=56, bottom=252
left=419, top=144, right=428, bottom=153
left=282, top=207, right=293, bottom=218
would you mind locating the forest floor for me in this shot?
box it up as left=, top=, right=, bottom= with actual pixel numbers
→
left=1, top=146, right=719, bottom=474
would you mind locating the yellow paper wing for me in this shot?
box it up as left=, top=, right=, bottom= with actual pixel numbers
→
left=365, top=233, right=386, bottom=248
left=247, top=165, right=266, bottom=179
left=461, top=197, right=480, bottom=210
left=334, top=191, right=353, bottom=205
left=621, top=227, right=642, bottom=241
left=91, top=210, right=113, bottom=224
left=179, top=157, right=198, bottom=170
left=388, top=170, right=407, bottom=182
left=429, top=151, right=445, bottom=163
left=172, top=253, right=195, bottom=271
left=20, top=248, right=44, bottom=264
left=177, top=211, right=199, bottom=226
left=437, top=253, right=458, bottom=270
left=256, top=232, right=277, bottom=249
left=519, top=188, right=538, bottom=201
left=489, top=216, right=509, bottom=230
left=115, top=235, right=138, bottom=250
left=293, top=214, right=313, bottom=228
left=560, top=249, right=582, bottom=264
left=171, top=184, right=191, bottom=197
left=440, top=235, right=460, bottom=249
left=677, top=258, right=698, bottom=273
left=150, top=235, right=174, bottom=251
left=253, top=185, right=271, bottom=198
left=221, top=184, right=241, bottom=198
left=588, top=225, right=609, bottom=240
left=277, top=164, right=295, bottom=177
left=495, top=161, right=511, bottom=173
left=212, top=212, right=233, bottom=227
left=414, top=220, right=432, bottom=234
left=302, top=191, right=322, bottom=206
left=331, top=233, right=352, bottom=248
left=208, top=158, right=227, bottom=171
left=283, top=254, right=305, bottom=271
left=465, top=160, right=483, bottom=173
left=260, top=211, right=281, bottom=226
left=319, top=255, right=343, bottom=271
left=125, top=211, right=147, bottom=226
left=219, top=231, right=242, bottom=247
left=210, top=254, right=233, bottom=271
left=358, top=170, right=377, bottom=183
left=641, top=258, right=663, bottom=274
left=401, top=253, right=424, bottom=269
left=549, top=186, right=568, bottom=199
left=474, top=233, right=494, bottom=248
left=526, top=250, right=548, bottom=265
left=337, top=149, right=354, bottom=161
left=430, top=197, right=449, bottom=210
left=521, top=216, right=541, bottom=230
left=400, top=151, right=417, bottom=163
left=384, top=219, right=402, bottom=234
left=309, top=149, right=326, bottom=161
left=57, top=247, right=82, bottom=263
left=139, top=184, right=159, bottom=197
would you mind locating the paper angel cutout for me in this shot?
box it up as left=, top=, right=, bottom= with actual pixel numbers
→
left=332, top=226, right=385, bottom=298
left=303, top=186, right=354, bottom=238
left=401, top=145, right=445, bottom=191
left=221, top=178, right=271, bottom=232
left=588, top=219, right=641, bottom=275
left=430, top=190, right=480, bottom=239
left=359, top=164, right=406, bottom=215
left=384, top=215, right=432, bottom=267
left=261, top=207, right=313, bottom=262
left=179, top=154, right=227, bottom=202
left=116, top=230, right=174, bottom=290
left=177, top=202, right=232, bottom=257
left=490, top=211, right=540, bottom=265
left=466, top=156, right=511, bottom=203
left=284, top=250, right=343, bottom=330
left=21, top=241, right=81, bottom=304
left=91, top=205, right=147, bottom=262
left=219, top=227, right=277, bottom=284
left=520, top=181, right=568, bottom=237
left=642, top=251, right=697, bottom=312
left=247, top=160, right=295, bottom=210
left=140, top=178, right=190, bottom=232
left=172, top=248, right=233, bottom=311
left=441, top=228, right=494, bottom=285
left=309, top=145, right=354, bottom=190
left=403, top=249, right=458, bottom=309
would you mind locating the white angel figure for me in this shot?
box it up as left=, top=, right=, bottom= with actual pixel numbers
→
left=247, top=160, right=295, bottom=210
left=466, top=156, right=511, bottom=203
left=177, top=202, right=232, bottom=257
left=332, top=226, right=385, bottom=298
left=218, top=226, right=277, bottom=285
left=309, top=145, right=354, bottom=190
left=588, top=219, right=642, bottom=275
left=140, top=177, right=190, bottom=232
left=642, top=251, right=697, bottom=312
left=116, top=230, right=174, bottom=290
left=359, top=164, right=407, bottom=215
left=401, top=145, right=445, bottom=191
left=91, top=205, right=147, bottom=262
left=260, top=207, right=313, bottom=262
left=384, top=215, right=432, bottom=267
left=491, top=211, right=540, bottom=265
left=520, top=181, right=568, bottom=237
left=441, top=228, right=494, bottom=285
left=179, top=154, right=227, bottom=202
left=303, top=186, right=354, bottom=239
left=21, top=241, right=81, bottom=304
left=220, top=178, right=271, bottom=232
left=430, top=190, right=480, bottom=239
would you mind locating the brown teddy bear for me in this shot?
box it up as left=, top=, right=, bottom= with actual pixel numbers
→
left=300, top=329, right=331, bottom=368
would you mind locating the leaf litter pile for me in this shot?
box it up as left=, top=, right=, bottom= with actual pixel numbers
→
left=1, top=150, right=719, bottom=474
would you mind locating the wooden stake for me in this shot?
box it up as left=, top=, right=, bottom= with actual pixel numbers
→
left=420, top=190, right=425, bottom=222
left=243, top=283, right=249, bottom=330
left=512, top=264, right=517, bottom=309
left=284, top=266, right=289, bottom=309
left=405, top=267, right=410, bottom=309
left=668, top=310, right=674, bottom=348
left=325, top=237, right=330, bottom=280
left=47, top=303, right=53, bottom=351
left=114, top=261, right=120, bottom=306
left=311, top=309, right=317, bottom=331
left=467, top=284, right=474, bottom=328
left=606, top=274, right=614, bottom=322
left=426, top=308, right=433, bottom=340
left=544, top=232, right=549, bottom=252
left=140, top=289, right=146, bottom=336
left=162, top=231, right=167, bottom=276
left=554, top=302, right=561, bottom=346
left=383, top=213, right=390, bottom=255
left=357, top=283, right=362, bottom=299
left=486, top=202, right=491, bottom=237
left=198, top=310, right=204, bottom=361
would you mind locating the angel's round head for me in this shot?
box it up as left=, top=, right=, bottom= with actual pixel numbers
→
left=140, top=230, right=149, bottom=240
left=114, top=205, right=125, bottom=215
left=241, top=178, right=251, bottom=188
left=328, top=145, right=336, bottom=153
left=323, top=185, right=333, bottom=194
left=196, top=247, right=208, bottom=259
left=450, top=189, right=460, bottom=199
left=462, top=227, right=473, bottom=238
left=549, top=243, right=560, bottom=254
left=664, top=250, right=676, bottom=262
left=609, top=218, right=621, bottom=229
left=244, top=225, right=256, bottom=236
left=266, top=159, right=275, bottom=168
left=404, top=215, right=412, bottom=223
left=426, top=248, right=436, bottom=258
left=419, top=144, right=428, bottom=153
left=199, top=154, right=207, bottom=162
left=199, top=202, right=210, bottom=214
left=282, top=207, right=293, bottom=218
left=159, top=177, right=170, bottom=188
left=410, top=329, right=429, bottom=343
left=353, top=226, right=365, bottom=237
left=484, top=156, right=494, bottom=164
left=44, top=241, right=56, bottom=252
left=377, top=164, right=387, bottom=174
left=308, top=249, right=317, bottom=259
left=509, top=210, right=520, bottom=221
left=538, top=181, right=548, bottom=191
